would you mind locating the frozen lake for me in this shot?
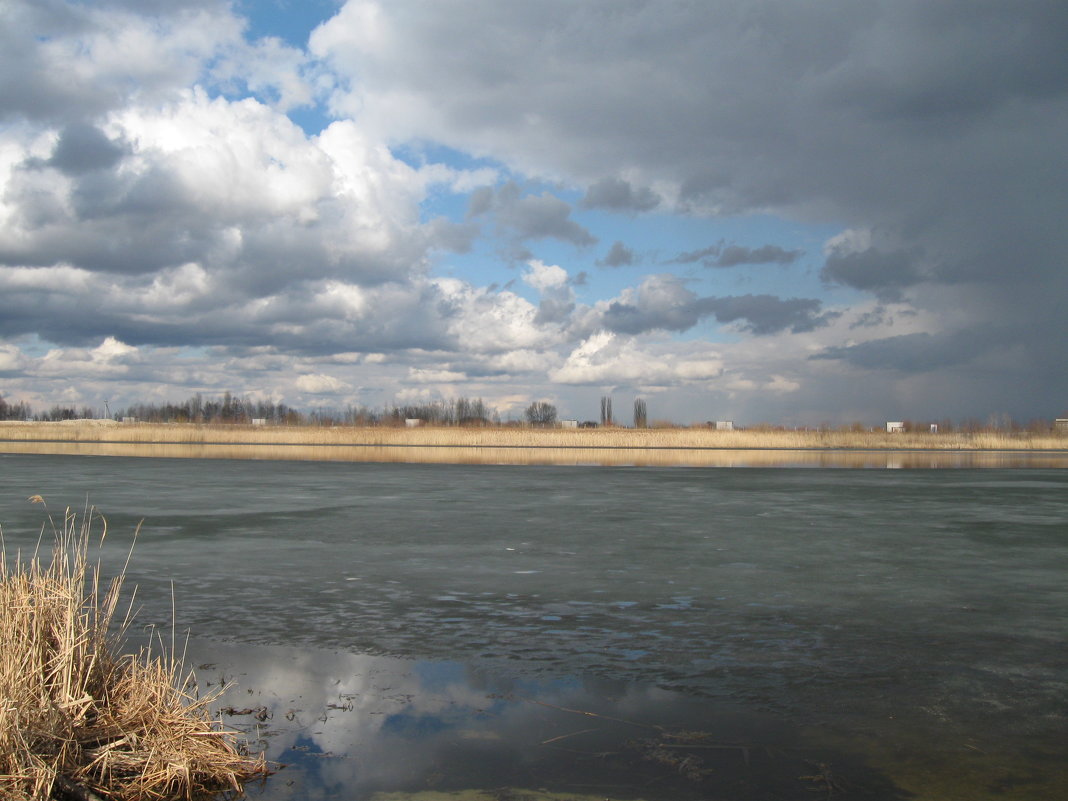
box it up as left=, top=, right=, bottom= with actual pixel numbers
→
left=1, top=454, right=1065, bottom=799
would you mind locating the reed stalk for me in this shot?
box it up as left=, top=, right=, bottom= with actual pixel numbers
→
left=0, top=499, right=265, bottom=801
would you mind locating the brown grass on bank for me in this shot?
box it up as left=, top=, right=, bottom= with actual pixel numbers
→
left=0, top=499, right=265, bottom=801
left=0, top=420, right=1066, bottom=451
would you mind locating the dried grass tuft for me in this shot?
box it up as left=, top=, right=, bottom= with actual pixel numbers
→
left=0, top=498, right=266, bottom=801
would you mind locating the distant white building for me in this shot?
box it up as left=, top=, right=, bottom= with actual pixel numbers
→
left=559, top=419, right=578, bottom=428
left=886, top=421, right=904, bottom=433
left=1055, top=418, right=1068, bottom=432
left=251, top=418, right=266, bottom=426
left=405, top=418, right=422, bottom=428
left=715, top=420, right=734, bottom=431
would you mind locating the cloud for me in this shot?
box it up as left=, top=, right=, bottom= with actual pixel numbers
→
left=811, top=326, right=1011, bottom=373
left=821, top=246, right=922, bottom=301
left=696, top=294, right=837, bottom=336
left=0, top=92, right=432, bottom=288
left=42, top=123, right=129, bottom=175
left=598, top=275, right=706, bottom=335
left=432, top=278, right=556, bottom=353
left=581, top=177, right=659, bottom=212
left=311, top=0, right=1068, bottom=419
left=0, top=1, right=245, bottom=124
left=597, top=241, right=635, bottom=268
left=3, top=1, right=1067, bottom=425
left=716, top=244, right=802, bottom=267
left=0, top=83, right=450, bottom=356
left=551, top=331, right=722, bottom=386
left=295, top=373, right=350, bottom=393
left=522, top=260, right=568, bottom=292
left=668, top=245, right=718, bottom=265
left=407, top=367, right=466, bottom=383
left=669, top=242, right=801, bottom=268
left=467, top=182, right=595, bottom=247
left=0, top=343, right=28, bottom=374
left=211, top=32, right=317, bottom=113
left=34, top=336, right=142, bottom=378
left=523, top=260, right=575, bottom=326
left=591, top=275, right=833, bottom=338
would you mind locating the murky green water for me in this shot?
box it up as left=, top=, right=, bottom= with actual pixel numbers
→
left=1, top=454, right=1065, bottom=799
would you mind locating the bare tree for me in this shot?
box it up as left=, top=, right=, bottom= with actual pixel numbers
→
left=525, top=401, right=558, bottom=427
left=633, top=398, right=647, bottom=428
left=600, top=396, right=613, bottom=426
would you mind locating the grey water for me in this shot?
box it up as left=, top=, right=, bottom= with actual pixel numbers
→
left=1, top=454, right=1066, bottom=799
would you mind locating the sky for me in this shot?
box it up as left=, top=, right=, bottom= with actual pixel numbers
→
left=1, top=0, right=1066, bottom=426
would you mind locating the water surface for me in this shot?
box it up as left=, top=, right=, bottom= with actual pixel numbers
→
left=0, top=454, right=1065, bottom=799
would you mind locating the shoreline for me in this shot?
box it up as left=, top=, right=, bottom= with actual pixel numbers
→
left=4, top=437, right=1068, bottom=454
left=4, top=441, right=1068, bottom=469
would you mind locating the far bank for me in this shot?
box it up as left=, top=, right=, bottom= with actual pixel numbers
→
left=3, top=419, right=1067, bottom=450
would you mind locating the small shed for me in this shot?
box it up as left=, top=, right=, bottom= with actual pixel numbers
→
left=405, top=418, right=422, bottom=428
left=715, top=420, right=734, bottom=431
left=886, top=421, right=904, bottom=433
left=560, top=419, right=578, bottom=428
left=251, top=418, right=266, bottom=426
left=1055, top=418, right=1068, bottom=432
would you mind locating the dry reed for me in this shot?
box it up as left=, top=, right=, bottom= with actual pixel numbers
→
left=0, top=498, right=265, bottom=801
left=1, top=420, right=1066, bottom=451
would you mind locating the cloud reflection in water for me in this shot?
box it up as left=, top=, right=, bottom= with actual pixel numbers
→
left=182, top=638, right=896, bottom=801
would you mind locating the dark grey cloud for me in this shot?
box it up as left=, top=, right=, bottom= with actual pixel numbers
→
left=716, top=244, right=801, bottom=267
left=467, top=182, right=595, bottom=247
left=812, top=329, right=992, bottom=373
left=821, top=247, right=921, bottom=301
left=602, top=302, right=697, bottom=335
left=465, top=186, right=494, bottom=219
left=670, top=243, right=801, bottom=268
left=425, top=218, right=479, bottom=254
left=597, top=241, right=635, bottom=268
left=849, top=305, right=905, bottom=330
left=44, top=124, right=129, bottom=175
left=504, top=193, right=595, bottom=246
left=534, top=295, right=575, bottom=326
left=668, top=245, right=719, bottom=265
left=581, top=177, right=659, bottom=212
left=696, top=294, right=836, bottom=336
left=598, top=276, right=832, bottom=337
left=0, top=270, right=455, bottom=355
left=599, top=275, right=708, bottom=335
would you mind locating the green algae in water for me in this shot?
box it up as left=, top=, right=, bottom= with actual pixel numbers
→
left=801, top=720, right=1068, bottom=801
left=877, top=749, right=1068, bottom=801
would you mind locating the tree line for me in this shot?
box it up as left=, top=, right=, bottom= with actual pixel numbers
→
left=0, top=392, right=510, bottom=427
left=1, top=391, right=1060, bottom=432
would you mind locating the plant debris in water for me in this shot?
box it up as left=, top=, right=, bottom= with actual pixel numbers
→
left=0, top=497, right=266, bottom=801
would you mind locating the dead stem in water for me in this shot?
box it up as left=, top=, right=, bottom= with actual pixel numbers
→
left=0, top=497, right=265, bottom=801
